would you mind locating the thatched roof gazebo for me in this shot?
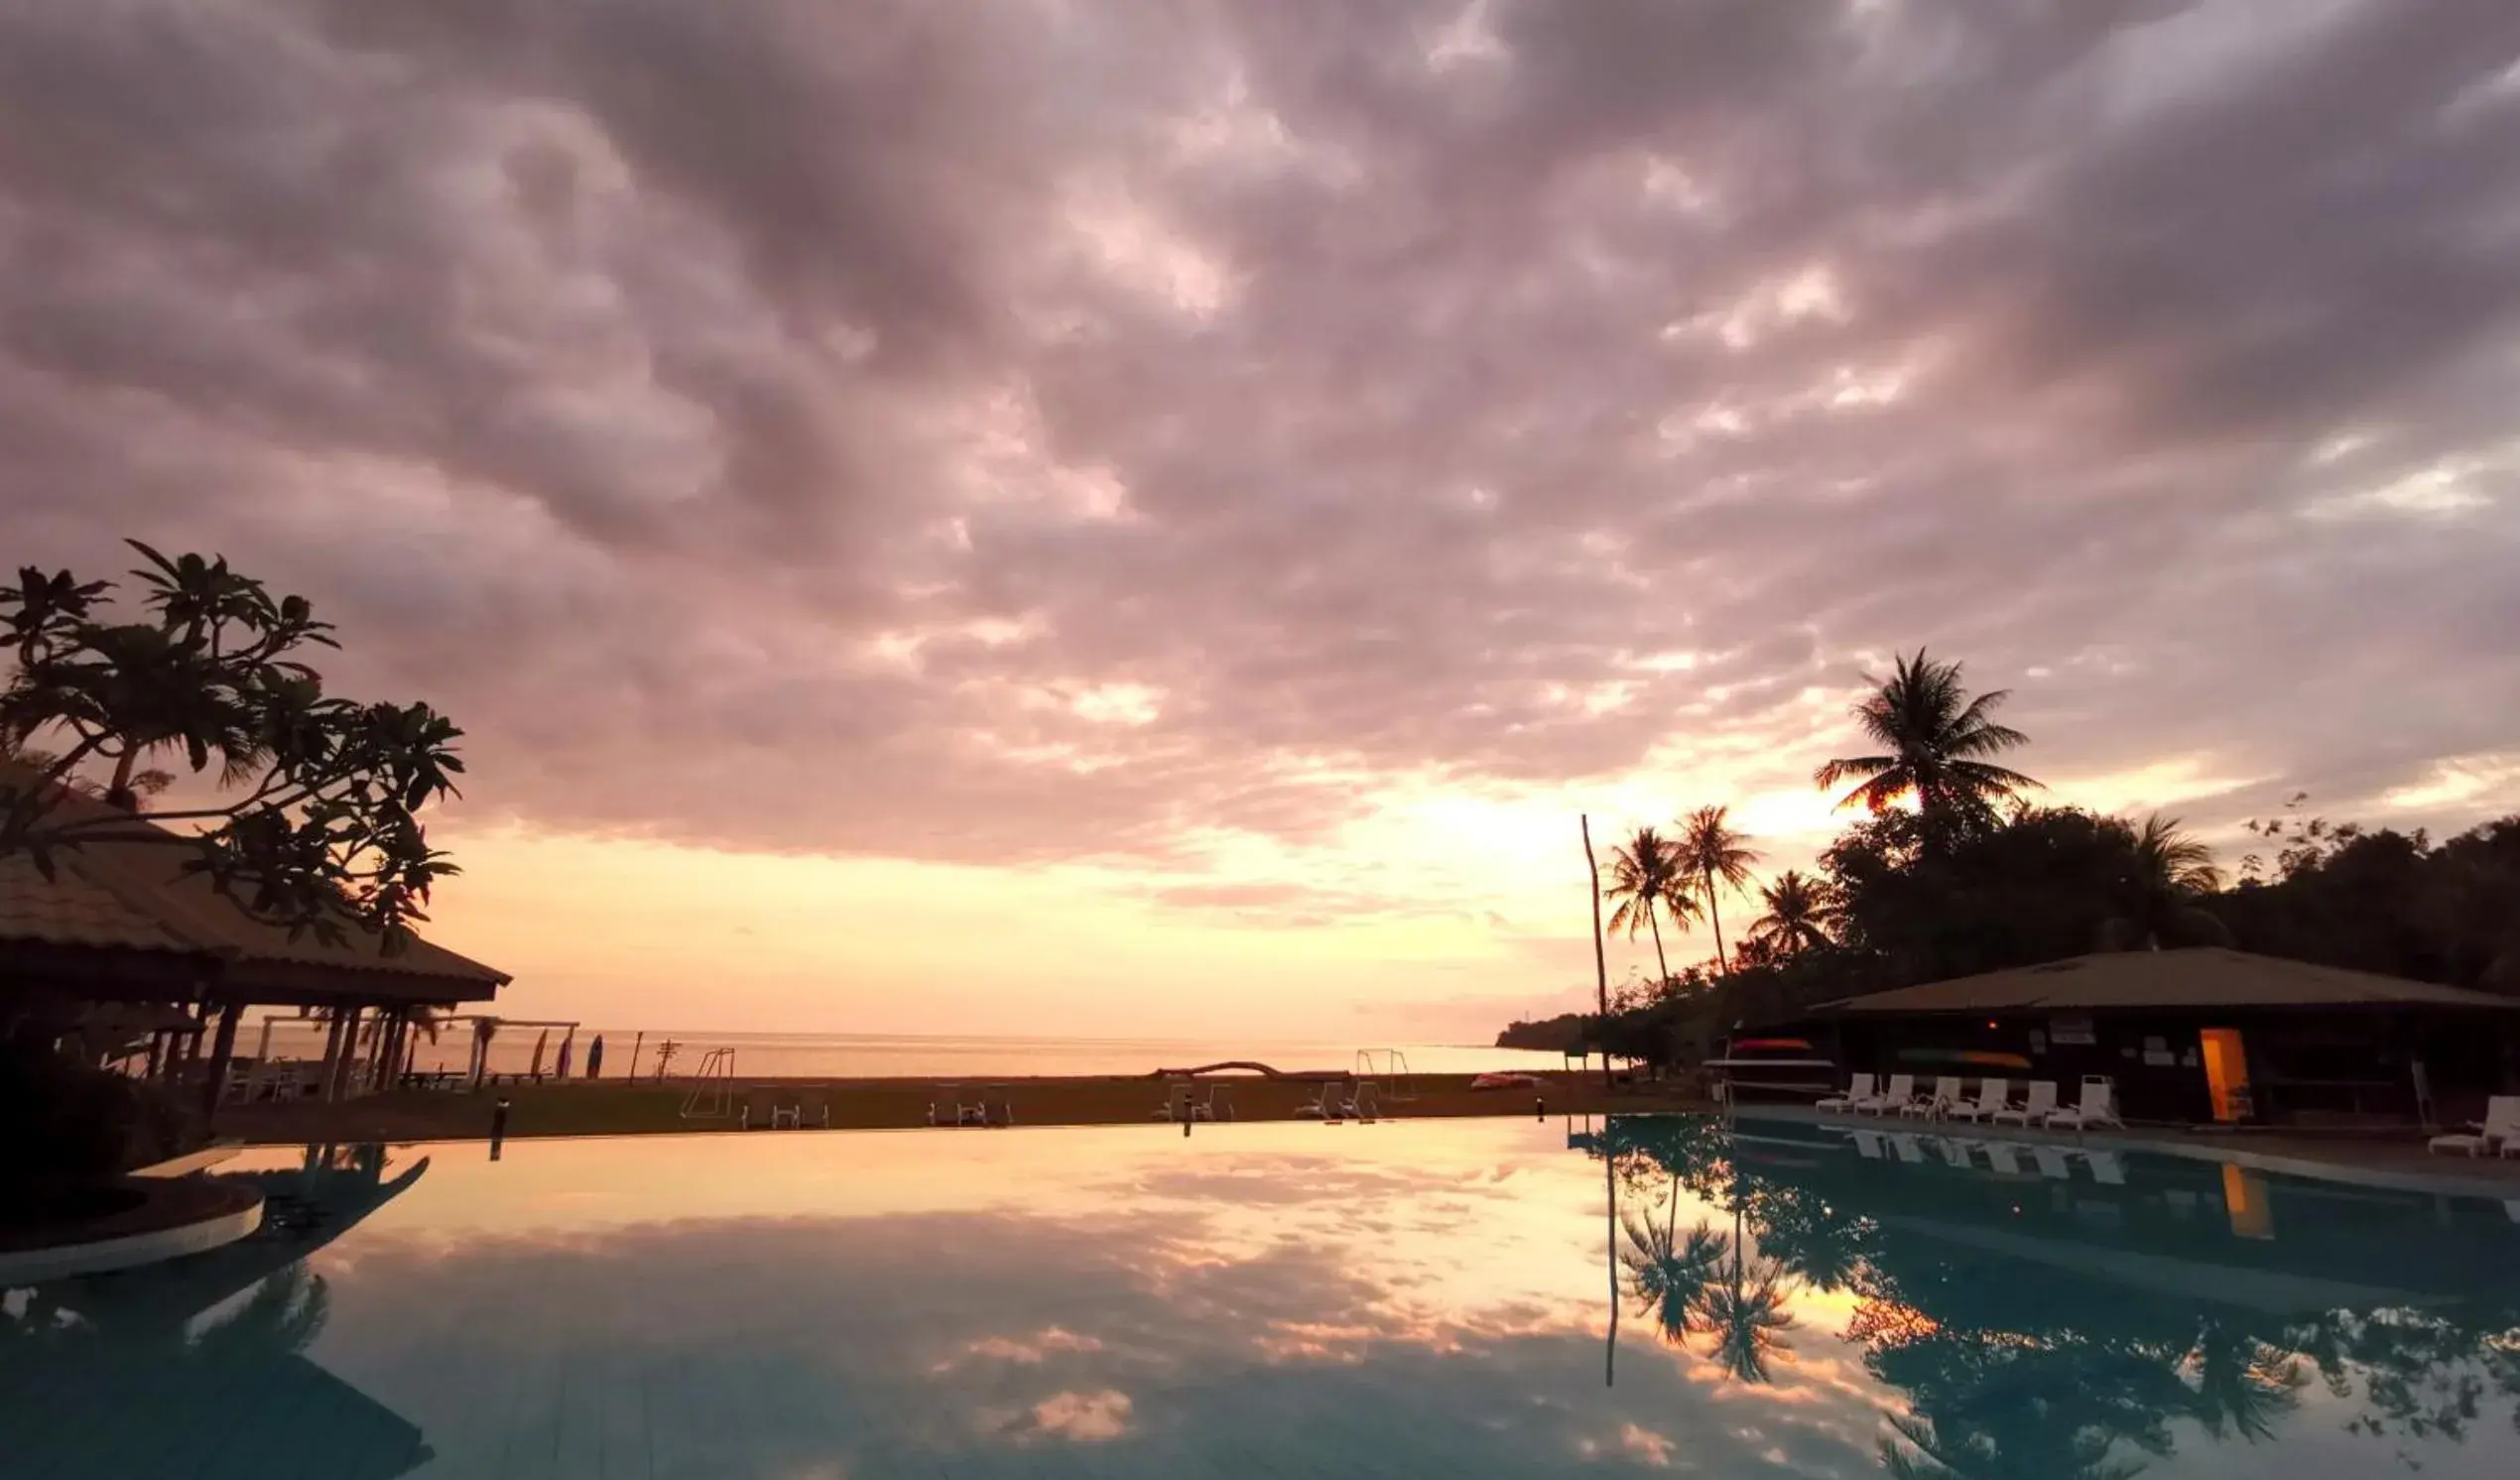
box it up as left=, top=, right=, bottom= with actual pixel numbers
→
left=0, top=763, right=508, bottom=1121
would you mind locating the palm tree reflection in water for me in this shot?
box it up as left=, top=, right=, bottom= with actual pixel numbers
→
left=1587, top=1116, right=2520, bottom=1480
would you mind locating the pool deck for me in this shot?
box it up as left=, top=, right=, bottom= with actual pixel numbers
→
left=1735, top=1103, right=2520, bottom=1200
left=216, top=1070, right=1706, bottom=1146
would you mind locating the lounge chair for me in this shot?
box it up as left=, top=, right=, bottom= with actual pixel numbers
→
left=2428, top=1096, right=2520, bottom=1157
left=1816, top=1074, right=1875, bottom=1114
left=795, top=1089, right=830, bottom=1129
left=2045, top=1077, right=2124, bottom=1132
left=1853, top=1073, right=1915, bottom=1116
left=1901, top=1077, right=1960, bottom=1120
left=1155, top=1080, right=1197, bottom=1123
left=1349, top=1083, right=1381, bottom=1122
left=739, top=1087, right=780, bottom=1130
left=1197, top=1086, right=1234, bottom=1122
left=1293, top=1082, right=1342, bottom=1120
left=1992, top=1081, right=2057, bottom=1127
left=1946, top=1078, right=2011, bottom=1124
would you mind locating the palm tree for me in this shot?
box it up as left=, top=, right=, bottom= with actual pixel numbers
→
left=1675, top=804, right=1761, bottom=974
left=1603, top=825, right=1694, bottom=982
left=2100, top=814, right=2234, bottom=950
left=2131, top=813, right=2224, bottom=895
left=1813, top=649, right=2040, bottom=831
left=1746, top=870, right=1837, bottom=958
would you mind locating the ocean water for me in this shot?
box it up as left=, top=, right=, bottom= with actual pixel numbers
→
left=235, top=1023, right=1573, bottom=1080
left=11, top=1115, right=2519, bottom=1478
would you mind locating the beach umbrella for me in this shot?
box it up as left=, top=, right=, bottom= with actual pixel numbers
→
left=555, top=1032, right=574, bottom=1080
left=530, top=1028, right=550, bottom=1078
left=585, top=1036, right=606, bottom=1080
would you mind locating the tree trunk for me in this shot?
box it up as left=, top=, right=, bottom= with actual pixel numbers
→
left=1705, top=869, right=1729, bottom=975
left=105, top=747, right=139, bottom=810
left=1647, top=907, right=1669, bottom=985
left=1582, top=814, right=1610, bottom=1089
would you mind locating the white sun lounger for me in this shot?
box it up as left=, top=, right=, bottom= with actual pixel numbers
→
left=1853, top=1073, right=1914, bottom=1116
left=1294, top=1082, right=1346, bottom=1121
left=1902, top=1077, right=1961, bottom=1120
left=1992, top=1081, right=2057, bottom=1127
left=1946, top=1078, right=2011, bottom=1124
left=2046, top=1077, right=2124, bottom=1132
left=2428, top=1096, right=2520, bottom=1157
left=1816, top=1074, right=1875, bottom=1114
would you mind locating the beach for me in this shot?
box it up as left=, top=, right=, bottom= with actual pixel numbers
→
left=217, top=1070, right=1704, bottom=1145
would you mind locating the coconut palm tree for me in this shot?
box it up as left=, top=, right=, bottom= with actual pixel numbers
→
left=1746, top=870, right=1837, bottom=958
left=1814, top=649, right=2040, bottom=831
left=1604, top=825, right=1694, bottom=982
left=2130, top=813, right=2224, bottom=895
left=1675, top=804, right=1761, bottom=974
left=2100, top=814, right=2234, bottom=950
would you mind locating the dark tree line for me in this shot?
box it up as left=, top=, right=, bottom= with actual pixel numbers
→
left=1521, top=650, right=2520, bottom=1065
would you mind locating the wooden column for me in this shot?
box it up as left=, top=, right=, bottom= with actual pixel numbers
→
left=199, top=1000, right=245, bottom=1124
left=328, top=1005, right=366, bottom=1101
left=315, top=1008, right=348, bottom=1103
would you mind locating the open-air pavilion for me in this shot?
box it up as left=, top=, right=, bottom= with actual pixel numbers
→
left=0, top=767, right=508, bottom=1123
left=1793, top=947, right=2520, bottom=1127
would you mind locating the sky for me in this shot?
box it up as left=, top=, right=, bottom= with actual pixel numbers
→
left=3, top=1, right=2518, bottom=1041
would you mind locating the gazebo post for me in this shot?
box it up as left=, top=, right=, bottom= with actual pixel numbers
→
left=334, top=1005, right=367, bottom=1100
left=315, top=1007, right=347, bottom=1099
left=199, top=999, right=244, bottom=1123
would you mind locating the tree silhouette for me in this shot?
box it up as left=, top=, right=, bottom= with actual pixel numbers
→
left=1747, top=869, right=1838, bottom=959
left=1814, top=649, right=2040, bottom=835
left=1604, top=825, right=1694, bottom=982
left=1676, top=804, right=1762, bottom=974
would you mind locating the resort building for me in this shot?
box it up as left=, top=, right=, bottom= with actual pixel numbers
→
left=1799, top=947, right=2520, bottom=1126
left=0, top=767, right=506, bottom=1121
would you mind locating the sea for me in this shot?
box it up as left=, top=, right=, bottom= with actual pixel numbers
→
left=235, top=1023, right=1573, bottom=1081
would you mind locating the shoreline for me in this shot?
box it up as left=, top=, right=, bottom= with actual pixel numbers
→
left=214, top=1071, right=1705, bottom=1145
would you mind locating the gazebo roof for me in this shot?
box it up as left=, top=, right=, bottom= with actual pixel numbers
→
left=0, top=764, right=506, bottom=1005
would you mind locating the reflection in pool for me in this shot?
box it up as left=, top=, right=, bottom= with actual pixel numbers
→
left=5, top=1117, right=2519, bottom=1478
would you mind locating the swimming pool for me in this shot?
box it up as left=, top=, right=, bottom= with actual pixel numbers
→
left=6, top=1116, right=2518, bottom=1478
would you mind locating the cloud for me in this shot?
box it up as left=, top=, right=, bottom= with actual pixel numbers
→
left=4, top=0, right=2517, bottom=897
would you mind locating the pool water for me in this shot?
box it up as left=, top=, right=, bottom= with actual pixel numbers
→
left=6, top=1115, right=2519, bottom=1479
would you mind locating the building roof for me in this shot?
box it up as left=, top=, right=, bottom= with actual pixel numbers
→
left=1821, top=948, right=2520, bottom=1015
left=0, top=763, right=506, bottom=1002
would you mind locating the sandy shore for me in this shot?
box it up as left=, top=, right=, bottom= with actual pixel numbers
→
left=216, top=1071, right=1706, bottom=1145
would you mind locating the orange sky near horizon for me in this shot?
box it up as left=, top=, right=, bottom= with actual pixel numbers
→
left=424, top=743, right=2348, bottom=1042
